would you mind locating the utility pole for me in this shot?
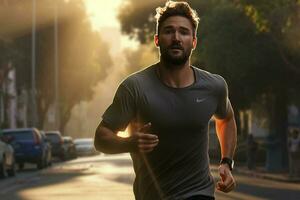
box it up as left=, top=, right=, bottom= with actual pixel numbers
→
left=54, top=0, right=60, bottom=131
left=31, top=0, right=37, bottom=127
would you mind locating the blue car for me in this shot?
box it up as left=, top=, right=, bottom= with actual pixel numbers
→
left=2, top=128, right=49, bottom=170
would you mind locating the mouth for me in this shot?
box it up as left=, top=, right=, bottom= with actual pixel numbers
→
left=169, top=45, right=184, bottom=50
left=169, top=48, right=183, bottom=53
left=168, top=48, right=183, bottom=57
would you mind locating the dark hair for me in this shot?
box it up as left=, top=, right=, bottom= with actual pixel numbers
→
left=155, top=1, right=200, bottom=37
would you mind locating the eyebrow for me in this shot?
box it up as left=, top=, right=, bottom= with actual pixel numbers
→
left=162, top=25, right=191, bottom=32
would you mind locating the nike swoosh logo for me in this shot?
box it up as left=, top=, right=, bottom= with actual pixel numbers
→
left=196, top=98, right=206, bottom=103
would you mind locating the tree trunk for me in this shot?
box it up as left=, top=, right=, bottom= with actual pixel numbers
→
left=266, top=87, right=288, bottom=172
left=274, top=87, right=288, bottom=170
left=60, top=107, right=71, bottom=135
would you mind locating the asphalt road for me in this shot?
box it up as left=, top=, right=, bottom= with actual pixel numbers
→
left=0, top=154, right=299, bottom=200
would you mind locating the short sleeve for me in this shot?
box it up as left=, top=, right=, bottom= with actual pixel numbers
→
left=102, top=82, right=136, bottom=132
left=214, top=76, right=231, bottom=119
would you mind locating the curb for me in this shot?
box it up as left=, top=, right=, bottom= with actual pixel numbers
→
left=234, top=167, right=300, bottom=183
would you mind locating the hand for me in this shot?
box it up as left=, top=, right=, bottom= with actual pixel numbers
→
left=133, top=123, right=159, bottom=153
left=216, top=164, right=236, bottom=193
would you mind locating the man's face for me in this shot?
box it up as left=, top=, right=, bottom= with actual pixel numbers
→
left=155, top=16, right=196, bottom=67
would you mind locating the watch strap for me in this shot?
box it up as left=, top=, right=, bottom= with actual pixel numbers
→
left=220, top=157, right=234, bottom=171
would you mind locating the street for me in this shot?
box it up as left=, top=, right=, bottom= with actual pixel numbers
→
left=0, top=154, right=299, bottom=200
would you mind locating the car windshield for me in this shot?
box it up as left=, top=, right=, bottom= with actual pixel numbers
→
left=46, top=134, right=61, bottom=143
left=3, top=131, right=34, bottom=140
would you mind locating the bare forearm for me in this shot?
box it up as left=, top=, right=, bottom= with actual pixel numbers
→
left=216, top=116, right=237, bottom=159
left=94, top=125, right=136, bottom=154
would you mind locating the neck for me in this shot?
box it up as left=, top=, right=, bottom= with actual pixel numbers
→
left=160, top=58, right=190, bottom=70
left=156, top=60, right=195, bottom=88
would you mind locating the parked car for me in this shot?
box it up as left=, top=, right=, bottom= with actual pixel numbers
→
left=74, top=138, right=99, bottom=156
left=0, top=135, right=16, bottom=178
left=45, top=131, right=65, bottom=160
left=40, top=131, right=52, bottom=166
left=62, top=136, right=77, bottom=159
left=2, top=128, right=48, bottom=170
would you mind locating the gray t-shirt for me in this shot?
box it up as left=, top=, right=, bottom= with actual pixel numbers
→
left=102, top=64, right=230, bottom=200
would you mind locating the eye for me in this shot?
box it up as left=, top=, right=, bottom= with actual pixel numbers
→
left=180, top=29, right=190, bottom=35
left=163, top=29, right=174, bottom=34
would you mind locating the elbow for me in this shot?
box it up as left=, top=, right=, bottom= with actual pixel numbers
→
left=94, top=127, right=106, bottom=153
left=93, top=126, right=115, bottom=154
left=93, top=138, right=101, bottom=152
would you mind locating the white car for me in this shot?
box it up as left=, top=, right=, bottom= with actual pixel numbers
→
left=0, top=136, right=16, bottom=178
left=74, top=138, right=99, bottom=156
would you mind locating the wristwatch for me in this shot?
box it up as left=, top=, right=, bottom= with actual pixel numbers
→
left=220, top=157, right=234, bottom=171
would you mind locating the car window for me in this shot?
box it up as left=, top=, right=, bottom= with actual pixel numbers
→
left=3, top=131, right=34, bottom=140
left=75, top=140, right=93, bottom=145
left=46, top=134, right=61, bottom=143
left=64, top=139, right=70, bottom=144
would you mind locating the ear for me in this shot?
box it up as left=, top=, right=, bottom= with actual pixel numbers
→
left=192, top=37, right=197, bottom=49
left=154, top=34, right=159, bottom=47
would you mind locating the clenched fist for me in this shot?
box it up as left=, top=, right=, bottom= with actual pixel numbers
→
left=132, top=123, right=159, bottom=153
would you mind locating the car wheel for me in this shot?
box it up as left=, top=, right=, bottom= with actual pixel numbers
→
left=43, top=157, right=48, bottom=168
left=18, top=162, right=24, bottom=170
left=0, top=157, right=8, bottom=179
left=37, top=159, right=44, bottom=169
left=47, top=154, right=52, bottom=166
left=7, top=161, right=16, bottom=177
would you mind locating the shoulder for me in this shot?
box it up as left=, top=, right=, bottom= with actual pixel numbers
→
left=193, top=66, right=228, bottom=90
left=119, top=65, right=155, bottom=92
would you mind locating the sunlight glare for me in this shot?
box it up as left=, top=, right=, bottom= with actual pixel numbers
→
left=84, top=0, right=122, bottom=30
left=117, top=128, right=130, bottom=138
left=84, top=0, right=139, bottom=50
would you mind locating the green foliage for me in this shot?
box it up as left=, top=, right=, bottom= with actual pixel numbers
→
left=118, top=0, right=165, bottom=43
left=196, top=3, right=286, bottom=109
left=237, top=0, right=300, bottom=75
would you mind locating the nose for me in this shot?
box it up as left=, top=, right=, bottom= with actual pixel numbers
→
left=173, top=31, right=181, bottom=42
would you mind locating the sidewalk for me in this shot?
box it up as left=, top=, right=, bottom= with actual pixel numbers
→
left=235, top=166, right=300, bottom=183
left=211, top=164, right=300, bottom=183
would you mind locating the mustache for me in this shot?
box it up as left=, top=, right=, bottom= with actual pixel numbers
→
left=168, top=43, right=184, bottom=50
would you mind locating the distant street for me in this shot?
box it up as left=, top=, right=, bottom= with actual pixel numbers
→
left=0, top=154, right=299, bottom=200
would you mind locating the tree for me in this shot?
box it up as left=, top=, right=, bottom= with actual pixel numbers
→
left=118, top=0, right=163, bottom=43
left=0, top=41, right=16, bottom=86
left=237, top=0, right=300, bottom=73
left=9, top=0, right=112, bottom=131
left=235, top=0, right=300, bottom=170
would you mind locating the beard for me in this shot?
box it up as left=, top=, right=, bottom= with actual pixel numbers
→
left=159, top=43, right=193, bottom=69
